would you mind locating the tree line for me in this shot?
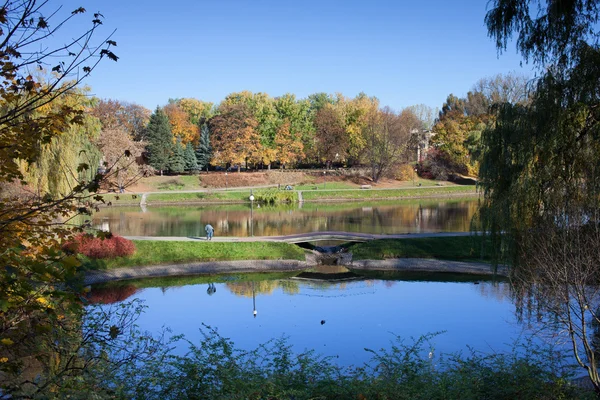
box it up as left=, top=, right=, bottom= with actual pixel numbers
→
left=85, top=73, right=529, bottom=192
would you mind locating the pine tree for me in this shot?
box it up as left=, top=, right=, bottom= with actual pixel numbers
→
left=146, top=108, right=173, bottom=175
left=195, top=123, right=212, bottom=172
left=169, top=137, right=186, bottom=173
left=184, top=142, right=198, bottom=173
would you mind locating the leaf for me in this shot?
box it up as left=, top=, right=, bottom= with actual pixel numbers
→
left=76, top=163, right=89, bottom=172
left=1, top=338, right=14, bottom=346
left=106, top=40, right=117, bottom=46
left=72, top=7, right=86, bottom=14
left=37, top=17, right=47, bottom=29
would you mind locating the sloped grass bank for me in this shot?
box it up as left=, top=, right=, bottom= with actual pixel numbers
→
left=302, top=185, right=477, bottom=201
left=81, top=240, right=306, bottom=270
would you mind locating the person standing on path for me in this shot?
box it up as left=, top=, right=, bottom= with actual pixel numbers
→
left=205, top=223, right=214, bottom=240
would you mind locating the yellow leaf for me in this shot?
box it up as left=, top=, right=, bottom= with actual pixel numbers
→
left=1, top=338, right=14, bottom=346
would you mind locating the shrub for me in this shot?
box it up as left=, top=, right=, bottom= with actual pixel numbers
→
left=394, top=164, right=417, bottom=181
left=254, top=188, right=297, bottom=204
left=65, top=233, right=136, bottom=259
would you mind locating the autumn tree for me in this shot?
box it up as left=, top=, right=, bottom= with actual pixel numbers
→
left=314, top=104, right=347, bottom=168
left=335, top=92, right=379, bottom=165
left=91, top=99, right=151, bottom=140
left=176, top=98, right=215, bottom=125
left=363, top=107, right=420, bottom=182
left=274, top=94, right=313, bottom=164
left=0, top=1, right=120, bottom=395
left=96, top=127, right=146, bottom=191
left=146, top=108, right=173, bottom=174
left=274, top=120, right=304, bottom=169
left=163, top=102, right=200, bottom=144
left=208, top=104, right=260, bottom=171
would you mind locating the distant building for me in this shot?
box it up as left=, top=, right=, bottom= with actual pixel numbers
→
left=411, top=129, right=436, bottom=162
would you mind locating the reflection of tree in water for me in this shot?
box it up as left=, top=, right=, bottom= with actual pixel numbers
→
left=226, top=280, right=300, bottom=297
left=510, top=223, right=600, bottom=391
left=87, top=285, right=138, bottom=304
left=472, top=281, right=511, bottom=302
left=92, top=200, right=478, bottom=237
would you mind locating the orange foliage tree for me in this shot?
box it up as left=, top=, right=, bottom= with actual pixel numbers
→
left=208, top=104, right=261, bottom=171
left=163, top=103, right=200, bottom=145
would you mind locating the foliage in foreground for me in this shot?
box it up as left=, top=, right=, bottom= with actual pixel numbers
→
left=64, top=233, right=136, bottom=259
left=3, top=300, right=589, bottom=399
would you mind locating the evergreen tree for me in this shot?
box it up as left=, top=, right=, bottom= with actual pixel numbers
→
left=169, top=137, right=186, bottom=173
left=195, top=123, right=212, bottom=172
left=146, top=108, right=173, bottom=175
left=184, top=142, right=198, bottom=173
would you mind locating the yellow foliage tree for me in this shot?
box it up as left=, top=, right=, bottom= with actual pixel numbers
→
left=274, top=121, right=304, bottom=169
left=163, top=103, right=200, bottom=144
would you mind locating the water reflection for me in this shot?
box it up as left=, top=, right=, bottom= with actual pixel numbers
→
left=89, top=268, right=518, bottom=366
left=91, top=199, right=479, bottom=237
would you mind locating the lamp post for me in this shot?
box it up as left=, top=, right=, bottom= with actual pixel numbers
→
left=413, top=168, right=418, bottom=186
left=252, top=281, right=257, bottom=318
left=323, top=170, right=326, bottom=189
left=225, top=172, right=228, bottom=190
left=249, top=191, right=255, bottom=237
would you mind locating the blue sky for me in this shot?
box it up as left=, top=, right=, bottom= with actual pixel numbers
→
left=57, top=0, right=530, bottom=111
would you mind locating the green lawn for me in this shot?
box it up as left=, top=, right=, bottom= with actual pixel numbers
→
left=301, top=185, right=478, bottom=201
left=82, top=240, right=307, bottom=270
left=348, top=235, right=492, bottom=261
left=98, top=193, right=141, bottom=205
left=294, top=181, right=358, bottom=190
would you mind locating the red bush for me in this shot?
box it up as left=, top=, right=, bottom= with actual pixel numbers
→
left=65, top=233, right=136, bottom=259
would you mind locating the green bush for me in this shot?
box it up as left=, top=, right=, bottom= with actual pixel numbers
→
left=254, top=188, right=297, bottom=204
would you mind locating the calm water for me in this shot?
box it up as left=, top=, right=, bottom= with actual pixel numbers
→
left=91, top=199, right=478, bottom=237
left=91, top=269, right=524, bottom=367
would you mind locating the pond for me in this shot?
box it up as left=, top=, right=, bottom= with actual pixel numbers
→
left=89, top=268, right=526, bottom=367
left=91, top=199, right=478, bottom=237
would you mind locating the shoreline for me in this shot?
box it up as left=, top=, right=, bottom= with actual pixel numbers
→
left=83, top=256, right=507, bottom=285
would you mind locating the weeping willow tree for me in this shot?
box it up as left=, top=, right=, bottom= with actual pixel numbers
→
left=18, top=88, right=102, bottom=198
left=479, top=0, right=600, bottom=391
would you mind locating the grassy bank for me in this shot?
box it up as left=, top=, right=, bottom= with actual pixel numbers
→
left=81, top=236, right=494, bottom=272
left=302, top=185, right=478, bottom=201
left=101, top=185, right=478, bottom=206
left=348, top=235, right=492, bottom=262
left=82, top=240, right=306, bottom=270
